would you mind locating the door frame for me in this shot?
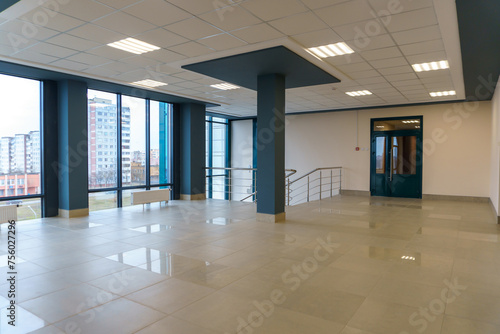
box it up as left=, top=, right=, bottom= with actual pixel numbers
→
left=370, top=116, right=424, bottom=198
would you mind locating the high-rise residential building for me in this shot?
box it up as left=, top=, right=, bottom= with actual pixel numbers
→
left=0, top=131, right=40, bottom=175
left=0, top=131, right=40, bottom=196
left=88, top=97, right=130, bottom=188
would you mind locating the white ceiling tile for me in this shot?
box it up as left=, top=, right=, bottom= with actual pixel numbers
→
left=87, top=45, right=129, bottom=60
left=50, top=1, right=115, bottom=22
left=93, top=12, right=156, bottom=36
left=66, top=52, right=111, bottom=66
left=385, top=7, right=437, bottom=33
left=200, top=5, right=262, bottom=31
left=360, top=47, right=402, bottom=61
left=332, top=20, right=385, bottom=41
left=169, top=41, right=215, bottom=57
left=392, top=25, right=441, bottom=45
left=241, top=0, right=308, bottom=21
left=391, top=79, right=421, bottom=86
left=124, top=0, right=192, bottom=26
left=12, top=49, right=59, bottom=63
left=300, top=0, right=350, bottom=10
left=0, top=31, right=38, bottom=52
left=385, top=73, right=418, bottom=82
left=19, top=9, right=85, bottom=32
left=0, top=19, right=59, bottom=42
left=336, top=62, right=373, bottom=73
left=316, top=0, right=374, bottom=27
left=166, top=0, right=221, bottom=15
left=46, top=34, right=101, bottom=52
left=400, top=39, right=444, bottom=56
left=348, top=34, right=395, bottom=52
left=325, top=53, right=365, bottom=66
left=350, top=70, right=380, bottom=79
left=95, top=0, right=144, bottom=9
left=406, top=51, right=447, bottom=64
left=367, top=0, right=433, bottom=14
left=356, top=77, right=389, bottom=85
left=291, top=28, right=342, bottom=48
left=143, top=48, right=186, bottom=62
left=165, top=17, right=223, bottom=40
left=68, top=24, right=127, bottom=45
left=134, top=28, right=189, bottom=49
left=50, top=58, right=88, bottom=71
left=24, top=42, right=79, bottom=58
left=378, top=66, right=413, bottom=75
left=100, top=61, right=141, bottom=73
left=370, top=57, right=408, bottom=69
left=231, top=23, right=284, bottom=44
left=119, top=55, right=161, bottom=67
left=269, top=12, right=328, bottom=36
left=198, top=33, right=246, bottom=51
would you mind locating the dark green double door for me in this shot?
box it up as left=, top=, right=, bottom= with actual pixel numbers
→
left=370, top=119, right=423, bottom=198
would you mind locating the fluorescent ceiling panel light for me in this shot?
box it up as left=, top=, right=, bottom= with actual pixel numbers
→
left=308, top=42, right=354, bottom=58
left=346, top=90, right=372, bottom=97
left=430, top=90, right=456, bottom=97
left=132, top=79, right=168, bottom=88
left=412, top=60, right=449, bottom=72
left=108, top=38, right=160, bottom=55
left=210, top=83, right=240, bottom=90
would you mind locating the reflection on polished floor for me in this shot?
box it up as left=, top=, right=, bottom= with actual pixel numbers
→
left=1, top=195, right=500, bottom=334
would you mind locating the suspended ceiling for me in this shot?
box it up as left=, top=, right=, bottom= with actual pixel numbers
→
left=0, top=0, right=498, bottom=117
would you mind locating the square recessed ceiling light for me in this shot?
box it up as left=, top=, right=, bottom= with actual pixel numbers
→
left=211, top=83, right=240, bottom=90
left=307, top=42, right=354, bottom=58
left=108, top=38, right=160, bottom=55
left=429, top=90, right=456, bottom=97
left=346, top=90, right=372, bottom=97
left=132, top=79, right=168, bottom=88
left=412, top=60, right=449, bottom=72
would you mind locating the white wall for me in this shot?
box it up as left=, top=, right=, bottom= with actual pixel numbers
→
left=231, top=120, right=254, bottom=201
left=285, top=101, right=492, bottom=197
left=490, top=78, right=500, bottom=214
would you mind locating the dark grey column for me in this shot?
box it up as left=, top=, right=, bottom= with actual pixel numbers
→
left=256, top=74, right=286, bottom=222
left=57, top=80, right=89, bottom=217
left=179, top=103, right=206, bottom=200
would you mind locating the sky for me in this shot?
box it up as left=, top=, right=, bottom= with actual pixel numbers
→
left=0, top=74, right=40, bottom=138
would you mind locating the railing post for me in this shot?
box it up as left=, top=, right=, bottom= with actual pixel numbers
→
left=319, top=171, right=322, bottom=200
left=228, top=169, right=232, bottom=201
left=287, top=178, right=290, bottom=206
left=330, top=169, right=333, bottom=198
left=307, top=176, right=310, bottom=202
left=339, top=169, right=342, bottom=195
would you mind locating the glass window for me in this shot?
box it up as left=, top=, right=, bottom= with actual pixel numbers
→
left=392, top=136, right=417, bottom=175
left=150, top=101, right=171, bottom=185
left=373, top=119, right=421, bottom=131
left=205, top=117, right=229, bottom=200
left=0, top=74, right=41, bottom=199
left=375, top=137, right=386, bottom=174
left=88, top=90, right=118, bottom=189
left=89, top=191, right=117, bottom=212
left=122, top=96, right=146, bottom=187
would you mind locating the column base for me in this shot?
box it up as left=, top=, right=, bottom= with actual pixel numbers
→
left=59, top=208, right=89, bottom=218
left=256, top=212, right=286, bottom=223
left=180, top=194, right=206, bottom=201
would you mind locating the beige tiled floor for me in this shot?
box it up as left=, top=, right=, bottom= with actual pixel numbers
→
left=1, top=195, right=500, bottom=334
